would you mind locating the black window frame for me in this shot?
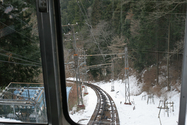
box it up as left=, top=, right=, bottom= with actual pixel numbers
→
left=0, top=0, right=187, bottom=125
left=0, top=0, right=76, bottom=124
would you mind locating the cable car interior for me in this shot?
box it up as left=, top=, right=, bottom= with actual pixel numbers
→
left=0, top=0, right=187, bottom=125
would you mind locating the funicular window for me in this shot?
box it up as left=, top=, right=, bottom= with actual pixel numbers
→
left=0, top=82, right=47, bottom=123
left=0, top=0, right=47, bottom=124
left=1, top=0, right=187, bottom=125
left=60, top=0, right=187, bottom=125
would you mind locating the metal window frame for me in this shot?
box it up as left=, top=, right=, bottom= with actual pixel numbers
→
left=0, top=0, right=78, bottom=125
left=1, top=1, right=187, bottom=125
left=36, top=0, right=79, bottom=124
left=36, top=0, right=78, bottom=125
left=178, top=6, right=187, bottom=125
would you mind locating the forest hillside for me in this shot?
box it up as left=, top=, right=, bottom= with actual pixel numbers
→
left=61, top=0, right=186, bottom=95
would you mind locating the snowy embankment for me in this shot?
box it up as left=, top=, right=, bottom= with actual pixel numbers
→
left=68, top=76, right=180, bottom=125
left=0, top=118, right=21, bottom=122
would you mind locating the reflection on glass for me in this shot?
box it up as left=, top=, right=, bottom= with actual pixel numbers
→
left=0, top=83, right=47, bottom=123
left=61, top=0, right=185, bottom=124
left=0, top=0, right=47, bottom=123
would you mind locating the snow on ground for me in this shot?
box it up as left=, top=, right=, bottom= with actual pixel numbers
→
left=69, top=86, right=97, bottom=124
left=0, top=118, right=21, bottom=122
left=68, top=76, right=180, bottom=125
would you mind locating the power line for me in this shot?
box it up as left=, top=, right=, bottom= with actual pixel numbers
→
left=111, top=0, right=187, bottom=3
left=127, top=48, right=184, bottom=55
left=0, top=52, right=41, bottom=65
left=79, top=49, right=183, bottom=57
left=112, top=11, right=186, bottom=15
left=80, top=0, right=115, bottom=56
left=79, top=53, right=125, bottom=57
left=86, top=63, right=112, bottom=69
left=0, top=4, right=32, bottom=29
left=0, top=21, right=37, bottom=43
left=77, top=0, right=106, bottom=62
left=0, top=3, right=40, bottom=37
left=0, top=59, right=41, bottom=67
left=0, top=48, right=41, bottom=64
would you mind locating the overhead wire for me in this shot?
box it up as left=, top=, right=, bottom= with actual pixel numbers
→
left=0, top=48, right=41, bottom=64
left=66, top=0, right=184, bottom=66
left=0, top=4, right=39, bottom=43
left=0, top=21, right=41, bottom=65
left=0, top=22, right=41, bottom=65
left=79, top=49, right=183, bottom=57
left=0, top=59, right=41, bottom=67
left=0, top=52, right=41, bottom=66
left=78, top=0, right=119, bottom=47
left=78, top=0, right=120, bottom=63
left=0, top=4, right=34, bottom=30
left=77, top=0, right=106, bottom=63
left=0, top=21, right=37, bottom=43
left=0, top=4, right=42, bottom=67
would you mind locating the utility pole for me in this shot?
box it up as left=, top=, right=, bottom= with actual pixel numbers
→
left=124, top=47, right=131, bottom=105
left=120, top=0, right=123, bottom=38
left=72, top=23, right=84, bottom=107
left=63, top=23, right=84, bottom=107
left=112, top=0, right=114, bottom=28
left=156, top=18, right=159, bottom=85
left=83, top=50, right=88, bottom=95
left=167, top=22, right=170, bottom=91
left=111, top=58, right=115, bottom=92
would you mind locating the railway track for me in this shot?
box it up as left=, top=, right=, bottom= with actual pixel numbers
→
left=84, top=83, right=120, bottom=125
left=66, top=80, right=120, bottom=125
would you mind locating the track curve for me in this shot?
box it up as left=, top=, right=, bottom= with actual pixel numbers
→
left=66, top=80, right=120, bottom=125
left=84, top=83, right=120, bottom=125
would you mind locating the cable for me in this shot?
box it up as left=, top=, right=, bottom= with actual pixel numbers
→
left=110, top=0, right=187, bottom=3
left=0, top=4, right=40, bottom=38
left=78, top=0, right=119, bottom=62
left=78, top=48, right=183, bottom=57
left=0, top=52, right=41, bottom=65
left=0, top=21, right=37, bottom=43
left=77, top=0, right=106, bottom=62
left=0, top=4, right=32, bottom=29
left=0, top=22, right=42, bottom=65
left=0, top=48, right=41, bottom=64
left=0, top=59, right=41, bottom=67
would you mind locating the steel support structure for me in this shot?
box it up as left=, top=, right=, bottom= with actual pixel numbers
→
left=36, top=0, right=64, bottom=124
left=124, top=47, right=131, bottom=105
left=83, top=50, right=88, bottom=94
left=71, top=25, right=84, bottom=107
left=111, top=59, right=115, bottom=92
left=178, top=6, right=187, bottom=125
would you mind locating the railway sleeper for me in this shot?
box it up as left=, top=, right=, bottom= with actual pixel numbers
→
left=102, top=111, right=112, bottom=119
left=101, top=115, right=108, bottom=120
left=96, top=115, right=102, bottom=121
left=98, top=109, right=104, bottom=114
left=100, top=119, right=113, bottom=125
left=101, top=96, right=106, bottom=100
left=104, top=108, right=109, bottom=111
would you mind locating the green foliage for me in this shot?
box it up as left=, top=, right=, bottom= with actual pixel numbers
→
left=62, top=0, right=186, bottom=80
left=127, top=0, right=186, bottom=71
left=91, top=0, right=102, bottom=26
left=0, top=1, right=41, bottom=86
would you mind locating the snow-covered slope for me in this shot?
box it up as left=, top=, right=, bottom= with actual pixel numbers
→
left=69, top=76, right=180, bottom=125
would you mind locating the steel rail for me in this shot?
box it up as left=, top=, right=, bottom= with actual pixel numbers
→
left=84, top=83, right=120, bottom=125
left=66, top=80, right=120, bottom=125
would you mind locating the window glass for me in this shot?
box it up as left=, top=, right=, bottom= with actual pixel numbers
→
left=0, top=0, right=47, bottom=123
left=61, top=0, right=185, bottom=125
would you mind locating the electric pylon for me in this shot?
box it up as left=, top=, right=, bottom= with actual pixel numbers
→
left=111, top=59, right=115, bottom=92
left=124, top=47, right=131, bottom=105
left=63, top=23, right=84, bottom=107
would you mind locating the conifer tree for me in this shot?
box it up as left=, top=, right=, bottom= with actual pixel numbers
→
left=0, top=1, right=41, bottom=86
